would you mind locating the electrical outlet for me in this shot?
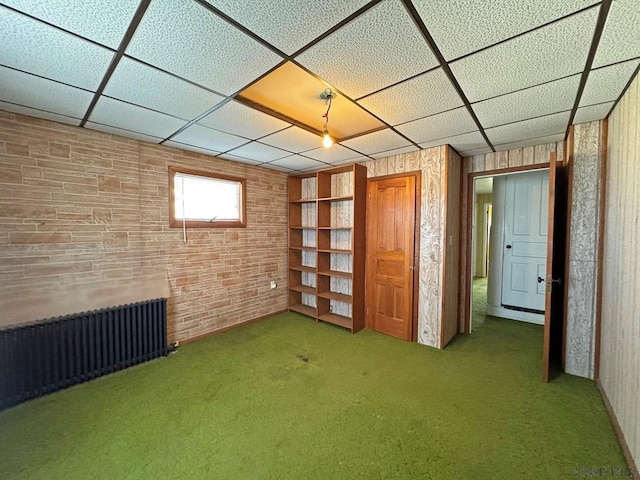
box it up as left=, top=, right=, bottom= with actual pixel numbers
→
left=270, top=281, right=277, bottom=289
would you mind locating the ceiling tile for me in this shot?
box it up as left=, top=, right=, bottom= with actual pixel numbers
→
left=203, top=0, right=371, bottom=55
left=259, top=163, right=294, bottom=173
left=199, top=100, right=290, bottom=139
left=217, top=153, right=262, bottom=165
left=295, top=0, right=439, bottom=99
left=459, top=146, right=493, bottom=157
left=260, top=126, right=323, bottom=153
left=171, top=124, right=248, bottom=152
left=593, top=0, right=640, bottom=68
left=104, top=57, right=225, bottom=120
left=125, top=0, right=282, bottom=95
left=0, top=66, right=93, bottom=119
left=486, top=112, right=570, bottom=146
left=395, top=107, right=477, bottom=144
left=369, top=145, right=421, bottom=159
left=573, top=102, right=614, bottom=125
left=473, top=75, right=581, bottom=128
left=226, top=142, right=291, bottom=162
left=269, top=155, right=327, bottom=171
left=2, top=0, right=140, bottom=49
left=341, top=129, right=412, bottom=156
left=358, top=68, right=463, bottom=126
left=163, top=141, right=220, bottom=156
left=414, top=0, right=599, bottom=61
left=493, top=133, right=565, bottom=151
left=303, top=145, right=363, bottom=164
left=419, top=131, right=489, bottom=152
left=580, top=59, right=640, bottom=107
left=0, top=101, right=81, bottom=126
left=450, top=8, right=598, bottom=102
left=85, top=122, right=163, bottom=143
left=0, top=6, right=114, bottom=90
left=88, top=96, right=186, bottom=138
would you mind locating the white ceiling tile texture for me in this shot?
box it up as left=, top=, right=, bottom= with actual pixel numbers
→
left=104, top=57, right=225, bottom=120
left=341, top=129, right=412, bottom=156
left=203, top=0, right=371, bottom=55
left=260, top=126, right=323, bottom=153
left=472, top=75, right=581, bottom=128
left=486, top=111, right=570, bottom=146
left=450, top=8, right=599, bottom=102
left=295, top=0, right=439, bottom=99
left=593, top=0, right=640, bottom=68
left=0, top=101, right=82, bottom=126
left=395, top=107, right=477, bottom=145
left=369, top=145, right=421, bottom=159
left=414, top=0, right=599, bottom=61
left=573, top=102, right=615, bottom=125
left=0, top=66, right=94, bottom=119
left=304, top=145, right=363, bottom=164
left=2, top=0, right=140, bottom=49
left=217, top=153, right=262, bottom=165
left=125, top=0, right=282, bottom=95
left=226, top=141, right=291, bottom=162
left=419, top=131, right=488, bottom=152
left=164, top=141, right=220, bottom=156
left=199, top=100, right=290, bottom=139
left=88, top=96, right=186, bottom=138
left=580, top=59, right=640, bottom=107
left=493, top=133, right=565, bottom=151
left=268, top=155, right=327, bottom=171
left=85, top=122, right=164, bottom=143
left=0, top=7, right=114, bottom=90
left=171, top=124, right=248, bottom=152
left=358, top=68, right=463, bottom=126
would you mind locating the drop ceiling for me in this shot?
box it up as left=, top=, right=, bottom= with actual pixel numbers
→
left=1, top=0, right=638, bottom=173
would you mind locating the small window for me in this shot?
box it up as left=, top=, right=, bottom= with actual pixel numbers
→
left=169, top=166, right=246, bottom=228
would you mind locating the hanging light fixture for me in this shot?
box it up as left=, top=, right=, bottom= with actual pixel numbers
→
left=320, top=88, right=334, bottom=148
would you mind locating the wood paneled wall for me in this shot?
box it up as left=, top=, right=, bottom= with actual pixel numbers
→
left=459, top=142, right=562, bottom=332
left=565, top=121, right=603, bottom=379
left=0, top=111, right=289, bottom=342
left=360, top=147, right=451, bottom=348
left=600, top=73, right=640, bottom=468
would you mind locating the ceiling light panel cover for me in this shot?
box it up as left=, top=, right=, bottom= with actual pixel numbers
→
left=485, top=111, right=570, bottom=146
left=414, top=0, right=599, bottom=61
left=198, top=100, right=290, bottom=139
left=472, top=74, right=580, bottom=128
left=171, top=124, right=248, bottom=153
left=260, top=126, right=323, bottom=153
left=579, top=59, right=640, bottom=107
left=572, top=102, right=615, bottom=125
left=0, top=66, right=94, bottom=119
left=0, top=101, right=81, bottom=126
left=295, top=0, right=439, bottom=99
left=88, top=97, right=186, bottom=139
left=395, top=107, right=477, bottom=145
left=203, top=0, right=371, bottom=55
left=226, top=142, right=291, bottom=162
left=593, top=0, right=640, bottom=68
left=0, top=7, right=114, bottom=90
left=85, top=122, right=164, bottom=144
left=358, top=68, right=463, bottom=126
left=104, top=57, right=225, bottom=120
left=341, top=129, right=412, bottom=156
left=2, top=0, right=140, bottom=49
left=450, top=8, right=598, bottom=102
left=125, top=0, right=282, bottom=95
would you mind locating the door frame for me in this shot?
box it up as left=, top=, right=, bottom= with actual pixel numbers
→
left=463, top=163, right=551, bottom=334
left=365, top=171, right=422, bottom=342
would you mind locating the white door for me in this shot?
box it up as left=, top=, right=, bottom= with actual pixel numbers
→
left=501, top=170, right=549, bottom=312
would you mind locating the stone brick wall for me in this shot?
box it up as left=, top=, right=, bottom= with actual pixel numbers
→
left=0, top=111, right=288, bottom=342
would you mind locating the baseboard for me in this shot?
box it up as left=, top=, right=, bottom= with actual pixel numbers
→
left=179, top=309, right=288, bottom=346
left=597, top=379, right=638, bottom=474
left=486, top=305, right=544, bottom=324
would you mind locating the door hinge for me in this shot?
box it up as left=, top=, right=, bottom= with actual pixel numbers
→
left=544, top=275, right=561, bottom=293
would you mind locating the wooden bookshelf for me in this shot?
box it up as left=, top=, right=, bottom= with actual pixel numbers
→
left=287, top=164, right=366, bottom=333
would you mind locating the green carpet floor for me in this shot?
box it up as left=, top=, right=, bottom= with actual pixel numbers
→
left=0, top=308, right=624, bottom=479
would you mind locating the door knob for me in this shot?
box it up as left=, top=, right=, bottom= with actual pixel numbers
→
left=506, top=244, right=512, bottom=249
left=537, top=276, right=544, bottom=283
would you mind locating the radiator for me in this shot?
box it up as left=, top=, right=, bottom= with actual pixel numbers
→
left=0, top=298, right=169, bottom=411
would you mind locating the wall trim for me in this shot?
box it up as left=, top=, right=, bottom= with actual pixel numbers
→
left=180, top=309, right=288, bottom=346
left=597, top=379, right=639, bottom=473
left=594, top=118, right=608, bottom=380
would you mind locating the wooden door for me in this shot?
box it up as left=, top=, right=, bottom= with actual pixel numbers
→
left=543, top=152, right=568, bottom=382
left=366, top=175, right=416, bottom=341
